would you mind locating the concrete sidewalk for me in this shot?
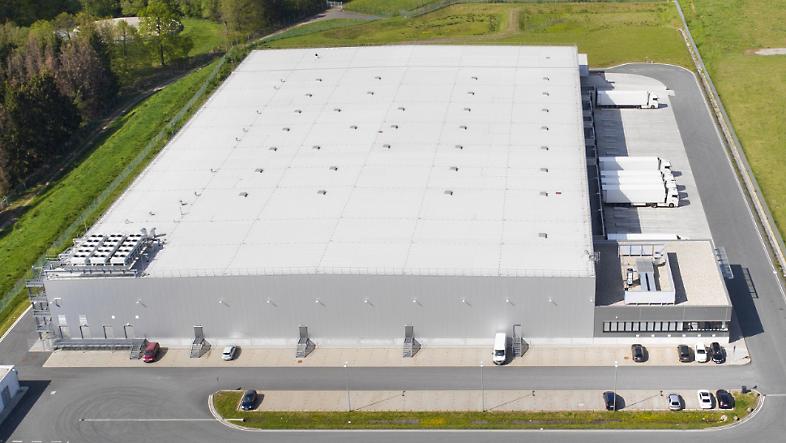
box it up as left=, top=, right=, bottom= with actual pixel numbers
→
left=220, top=389, right=707, bottom=412
left=43, top=341, right=750, bottom=368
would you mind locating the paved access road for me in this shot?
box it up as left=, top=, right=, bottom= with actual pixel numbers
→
left=3, top=64, right=786, bottom=443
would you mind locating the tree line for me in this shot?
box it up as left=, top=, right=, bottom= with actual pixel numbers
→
left=0, top=0, right=325, bottom=195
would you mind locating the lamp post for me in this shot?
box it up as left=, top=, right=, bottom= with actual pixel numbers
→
left=613, top=360, right=619, bottom=411
left=344, top=361, right=351, bottom=412
left=480, top=360, right=485, bottom=412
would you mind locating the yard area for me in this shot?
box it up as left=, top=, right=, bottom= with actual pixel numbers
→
left=679, top=0, right=786, bottom=240
left=264, top=2, right=691, bottom=68
left=182, top=18, right=229, bottom=56
left=344, top=0, right=437, bottom=16
left=213, top=390, right=757, bottom=430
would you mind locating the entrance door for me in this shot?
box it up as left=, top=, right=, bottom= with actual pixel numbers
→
left=124, top=324, right=135, bottom=339
left=103, top=325, right=113, bottom=339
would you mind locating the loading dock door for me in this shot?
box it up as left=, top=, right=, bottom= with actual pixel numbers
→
left=124, top=324, right=135, bottom=339
left=103, top=325, right=113, bottom=339
left=80, top=325, right=91, bottom=339
left=194, top=325, right=204, bottom=340
left=59, top=326, right=70, bottom=339
left=1, top=386, right=10, bottom=409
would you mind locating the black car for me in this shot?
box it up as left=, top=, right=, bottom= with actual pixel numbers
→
left=603, top=391, right=619, bottom=411
left=710, top=342, right=726, bottom=364
left=716, top=389, right=734, bottom=409
left=240, top=389, right=258, bottom=411
left=677, top=344, right=692, bottom=363
left=631, top=344, right=647, bottom=363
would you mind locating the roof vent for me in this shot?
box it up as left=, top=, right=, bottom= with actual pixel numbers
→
left=280, top=78, right=286, bottom=83
left=305, top=93, right=313, bottom=97
left=282, top=127, right=290, bottom=132
left=444, top=190, right=454, bottom=196
left=543, top=76, right=550, bottom=81
left=317, top=190, right=327, bottom=195
left=329, top=166, right=338, bottom=171
left=383, top=144, right=391, bottom=149
left=464, top=107, right=471, bottom=112
left=539, top=232, right=549, bottom=238
left=269, top=146, right=278, bottom=151
left=239, top=192, right=249, bottom=197
left=471, top=76, right=478, bottom=80
left=350, top=125, right=358, bottom=130
left=450, top=166, right=459, bottom=172
left=367, top=91, right=375, bottom=95
left=542, top=91, right=550, bottom=96
left=540, top=167, right=549, bottom=173
left=459, top=125, right=468, bottom=130
left=273, top=85, right=280, bottom=90
left=316, top=78, right=323, bottom=82
left=334, top=107, right=342, bottom=112
left=294, top=109, right=302, bottom=114
left=540, top=191, right=549, bottom=196
left=234, top=137, right=241, bottom=141
left=375, top=75, right=382, bottom=80
left=455, top=144, right=464, bottom=150
left=312, top=145, right=321, bottom=150
left=542, top=108, right=550, bottom=113
left=541, top=126, right=549, bottom=131
left=256, top=109, right=262, bottom=114
left=398, top=106, right=406, bottom=111
left=210, top=168, right=218, bottom=173
left=255, top=168, right=264, bottom=173
left=467, top=91, right=475, bottom=95
left=242, top=127, right=248, bottom=132
left=540, top=145, right=549, bottom=151
left=390, top=124, right=399, bottom=129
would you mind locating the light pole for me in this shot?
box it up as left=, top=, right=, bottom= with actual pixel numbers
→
left=480, top=360, right=485, bottom=412
left=613, top=360, right=619, bottom=411
left=344, top=361, right=351, bottom=412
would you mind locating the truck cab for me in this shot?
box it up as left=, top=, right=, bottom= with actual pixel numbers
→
left=492, top=332, right=507, bottom=365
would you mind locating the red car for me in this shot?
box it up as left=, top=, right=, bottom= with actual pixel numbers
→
left=142, top=341, right=160, bottom=363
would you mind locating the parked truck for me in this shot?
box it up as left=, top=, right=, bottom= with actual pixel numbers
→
left=601, top=183, right=679, bottom=208
left=600, top=171, right=675, bottom=187
left=596, top=90, right=659, bottom=109
left=599, top=156, right=671, bottom=172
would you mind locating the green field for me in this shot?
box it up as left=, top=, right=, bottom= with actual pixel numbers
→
left=213, top=390, right=757, bottom=430
left=344, top=0, right=437, bottom=16
left=679, top=0, right=786, bottom=240
left=265, top=2, right=691, bottom=68
left=0, top=59, right=222, bottom=335
left=182, top=18, right=229, bottom=56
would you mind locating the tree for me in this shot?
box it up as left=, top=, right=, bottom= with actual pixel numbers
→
left=56, top=35, right=118, bottom=119
left=80, top=0, right=121, bottom=18
left=1, top=74, right=80, bottom=188
left=139, top=0, right=191, bottom=66
left=121, top=0, right=147, bottom=16
left=219, top=0, right=264, bottom=42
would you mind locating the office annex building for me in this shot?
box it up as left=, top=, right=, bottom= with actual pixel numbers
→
left=27, top=46, right=732, bottom=352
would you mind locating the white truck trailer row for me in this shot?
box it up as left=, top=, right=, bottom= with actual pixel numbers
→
left=600, top=170, right=676, bottom=187
left=595, top=89, right=659, bottom=109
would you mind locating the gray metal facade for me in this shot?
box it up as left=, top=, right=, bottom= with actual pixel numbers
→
left=594, top=305, right=731, bottom=338
left=44, top=273, right=596, bottom=346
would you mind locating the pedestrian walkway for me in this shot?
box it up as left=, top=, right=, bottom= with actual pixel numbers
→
left=42, top=340, right=750, bottom=368
left=217, top=389, right=703, bottom=412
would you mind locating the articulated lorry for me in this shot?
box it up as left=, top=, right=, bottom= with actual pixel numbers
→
left=600, top=171, right=675, bottom=187
left=596, top=90, right=659, bottom=109
left=601, top=183, right=679, bottom=208
left=599, top=156, right=671, bottom=172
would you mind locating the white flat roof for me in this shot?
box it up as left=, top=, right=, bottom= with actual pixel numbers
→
left=89, top=46, right=594, bottom=278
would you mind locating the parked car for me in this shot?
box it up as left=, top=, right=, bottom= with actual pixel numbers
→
left=603, top=391, right=619, bottom=411
left=710, top=342, right=726, bottom=364
left=631, top=344, right=647, bottom=363
left=697, top=390, right=714, bottom=409
left=222, top=345, right=238, bottom=361
left=677, top=344, right=692, bottom=363
left=716, top=390, right=734, bottom=409
left=142, top=341, right=160, bottom=363
left=695, top=343, right=709, bottom=363
left=240, top=389, right=258, bottom=411
left=668, top=393, right=683, bottom=411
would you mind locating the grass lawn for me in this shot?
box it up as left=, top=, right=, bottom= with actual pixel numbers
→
left=679, top=0, right=786, bottom=240
left=182, top=18, right=228, bottom=56
left=0, top=59, right=222, bottom=336
left=213, top=390, right=757, bottom=430
left=264, top=2, right=691, bottom=68
left=344, top=0, right=437, bottom=16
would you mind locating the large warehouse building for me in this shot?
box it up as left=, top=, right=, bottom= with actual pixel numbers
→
left=28, top=45, right=732, bottom=351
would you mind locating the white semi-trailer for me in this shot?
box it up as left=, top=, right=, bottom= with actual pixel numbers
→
left=600, top=171, right=676, bottom=186
left=596, top=90, right=659, bottom=109
left=601, top=176, right=676, bottom=188
left=606, top=233, right=682, bottom=241
left=599, top=156, right=671, bottom=172
left=602, top=183, right=679, bottom=208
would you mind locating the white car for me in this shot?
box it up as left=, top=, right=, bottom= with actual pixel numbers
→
left=695, top=343, right=709, bottom=363
left=697, top=390, right=714, bottom=409
left=221, top=345, right=238, bottom=361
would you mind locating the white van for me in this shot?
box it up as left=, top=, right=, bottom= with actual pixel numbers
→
left=492, top=332, right=507, bottom=365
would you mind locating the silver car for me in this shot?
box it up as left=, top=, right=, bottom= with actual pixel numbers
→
left=221, top=345, right=238, bottom=361
left=668, top=393, right=683, bottom=411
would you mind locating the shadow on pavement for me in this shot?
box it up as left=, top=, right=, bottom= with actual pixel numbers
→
left=0, top=379, right=50, bottom=441
left=727, top=265, right=764, bottom=340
